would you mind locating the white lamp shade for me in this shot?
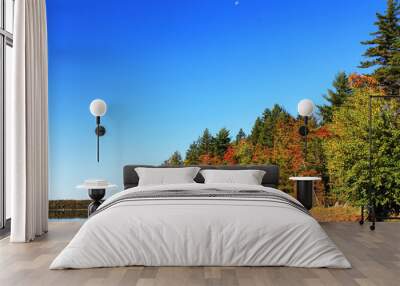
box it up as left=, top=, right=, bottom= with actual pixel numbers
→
left=90, top=99, right=107, bottom=117
left=297, top=99, right=314, bottom=117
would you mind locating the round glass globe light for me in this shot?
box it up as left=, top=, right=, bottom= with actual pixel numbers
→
left=90, top=99, right=107, bottom=117
left=297, top=99, right=314, bottom=117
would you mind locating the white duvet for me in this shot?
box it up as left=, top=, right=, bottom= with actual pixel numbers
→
left=50, top=183, right=351, bottom=269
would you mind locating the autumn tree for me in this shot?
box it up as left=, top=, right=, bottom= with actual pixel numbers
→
left=252, top=144, right=270, bottom=165
left=270, top=118, right=304, bottom=192
left=349, top=73, right=379, bottom=90
left=317, top=72, right=352, bottom=124
left=360, top=0, right=400, bottom=95
left=233, top=140, right=254, bottom=165
left=324, top=86, right=400, bottom=212
left=223, top=146, right=237, bottom=165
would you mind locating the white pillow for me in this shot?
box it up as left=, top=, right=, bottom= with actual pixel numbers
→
left=200, top=169, right=266, bottom=185
left=135, top=167, right=200, bottom=186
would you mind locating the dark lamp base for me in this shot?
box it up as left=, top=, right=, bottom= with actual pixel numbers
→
left=296, top=181, right=313, bottom=210
left=88, top=189, right=106, bottom=216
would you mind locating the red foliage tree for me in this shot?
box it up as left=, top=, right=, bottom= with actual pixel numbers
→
left=348, top=73, right=379, bottom=90
left=223, top=146, right=237, bottom=165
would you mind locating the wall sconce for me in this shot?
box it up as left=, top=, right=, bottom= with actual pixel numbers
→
left=297, top=99, right=314, bottom=161
left=89, top=99, right=107, bottom=162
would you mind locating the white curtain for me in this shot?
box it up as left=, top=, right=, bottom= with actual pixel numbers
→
left=9, top=0, right=49, bottom=242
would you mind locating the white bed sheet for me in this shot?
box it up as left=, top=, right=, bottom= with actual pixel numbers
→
left=50, top=183, right=351, bottom=269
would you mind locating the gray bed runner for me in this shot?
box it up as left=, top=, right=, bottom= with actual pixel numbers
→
left=92, top=189, right=309, bottom=217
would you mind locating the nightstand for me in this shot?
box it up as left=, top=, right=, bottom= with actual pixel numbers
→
left=77, top=180, right=117, bottom=216
left=289, top=177, right=321, bottom=210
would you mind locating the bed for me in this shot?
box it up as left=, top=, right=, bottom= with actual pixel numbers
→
left=50, top=165, right=350, bottom=269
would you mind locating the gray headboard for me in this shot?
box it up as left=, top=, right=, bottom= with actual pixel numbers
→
left=123, top=165, right=279, bottom=189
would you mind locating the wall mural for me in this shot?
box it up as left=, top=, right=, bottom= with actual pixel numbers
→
left=48, top=0, right=398, bottom=223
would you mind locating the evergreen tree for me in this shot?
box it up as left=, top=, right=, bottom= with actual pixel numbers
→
left=317, top=72, right=352, bottom=124
left=257, top=108, right=272, bottom=147
left=235, top=128, right=246, bottom=143
left=258, top=105, right=291, bottom=147
left=250, top=117, right=262, bottom=145
left=360, top=0, right=400, bottom=95
left=214, top=128, right=231, bottom=158
left=198, top=128, right=214, bottom=155
left=163, top=151, right=183, bottom=166
left=184, top=141, right=200, bottom=165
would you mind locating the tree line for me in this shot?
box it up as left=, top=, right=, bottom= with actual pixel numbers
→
left=163, top=0, right=400, bottom=213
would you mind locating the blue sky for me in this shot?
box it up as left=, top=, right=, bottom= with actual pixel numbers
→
left=47, top=0, right=386, bottom=199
